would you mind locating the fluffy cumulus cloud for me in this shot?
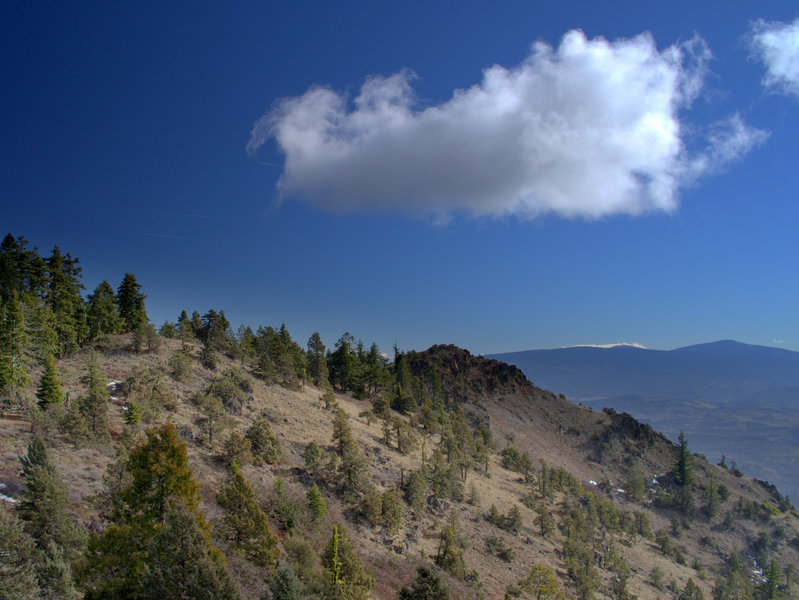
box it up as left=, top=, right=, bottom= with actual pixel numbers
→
left=248, top=30, right=765, bottom=220
left=750, top=18, right=799, bottom=98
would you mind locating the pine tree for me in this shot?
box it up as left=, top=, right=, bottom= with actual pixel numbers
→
left=0, top=291, right=31, bottom=403
left=307, top=332, right=329, bottom=386
left=140, top=501, right=240, bottom=600
left=59, top=400, right=90, bottom=447
left=44, top=246, right=85, bottom=355
left=216, top=465, right=280, bottom=568
left=86, top=280, right=123, bottom=339
left=78, top=423, right=239, bottom=599
left=307, top=484, right=328, bottom=520
left=322, top=525, right=375, bottom=600
left=0, top=506, right=42, bottom=599
left=116, top=273, right=148, bottom=333
left=399, top=565, right=450, bottom=600
left=80, top=350, right=109, bottom=439
left=16, top=435, right=84, bottom=557
left=266, top=562, right=306, bottom=600
left=124, top=400, right=141, bottom=425
left=36, top=354, right=63, bottom=408
left=245, top=416, right=281, bottom=465
left=673, top=431, right=695, bottom=487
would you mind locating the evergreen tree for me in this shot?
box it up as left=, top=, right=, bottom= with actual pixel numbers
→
left=139, top=501, right=240, bottom=600
left=673, top=431, right=695, bottom=487
left=307, top=484, right=328, bottom=520
left=86, top=280, right=123, bottom=339
left=322, top=525, right=375, bottom=600
left=398, top=565, right=450, bottom=600
left=17, top=435, right=84, bottom=557
left=44, top=246, right=85, bottom=355
left=245, top=416, right=281, bottom=465
left=124, top=401, right=141, bottom=425
left=59, top=400, right=90, bottom=447
left=0, top=291, right=31, bottom=403
left=36, top=354, right=63, bottom=408
left=116, top=273, right=148, bottom=333
left=0, top=506, right=42, bottom=599
left=307, top=332, right=330, bottom=386
left=516, top=564, right=565, bottom=600
left=80, top=350, right=109, bottom=439
left=0, top=233, right=47, bottom=300
left=216, top=465, right=280, bottom=568
left=266, top=562, right=306, bottom=600
left=78, top=423, right=239, bottom=599
left=328, top=332, right=356, bottom=391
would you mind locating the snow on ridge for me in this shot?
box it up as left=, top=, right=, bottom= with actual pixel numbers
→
left=563, top=343, right=647, bottom=349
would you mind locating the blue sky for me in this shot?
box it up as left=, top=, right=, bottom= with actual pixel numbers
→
left=2, top=1, right=799, bottom=355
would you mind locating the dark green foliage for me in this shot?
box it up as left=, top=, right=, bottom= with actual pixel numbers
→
left=655, top=529, right=686, bottom=565
left=0, top=233, right=47, bottom=300
left=534, top=502, right=556, bottom=537
left=59, top=400, right=90, bottom=446
left=307, top=484, right=328, bottom=520
left=434, top=511, right=469, bottom=581
left=486, top=504, right=523, bottom=533
left=80, top=350, right=109, bottom=439
left=223, top=431, right=253, bottom=466
left=243, top=417, right=281, bottom=465
left=403, top=469, right=428, bottom=514
left=266, top=562, right=306, bottom=600
left=303, top=441, right=325, bottom=478
left=501, top=445, right=533, bottom=475
left=486, top=536, right=516, bottom=562
left=381, top=488, right=403, bottom=533
left=36, top=354, right=63, bottom=408
left=322, top=524, right=375, bottom=600
left=86, top=280, right=122, bottom=340
left=511, top=564, right=564, bottom=600
left=158, top=321, right=177, bottom=338
left=399, top=565, right=451, bottom=600
left=17, top=435, right=83, bottom=556
left=253, top=323, right=307, bottom=388
left=0, top=290, right=31, bottom=403
left=116, top=273, right=148, bottom=333
left=216, top=465, right=280, bottom=568
left=307, top=331, right=329, bottom=386
left=45, top=246, right=86, bottom=355
left=198, top=309, right=231, bottom=353
left=137, top=501, right=240, bottom=600
left=0, top=506, right=41, bottom=599
left=680, top=578, right=704, bottom=600
left=168, top=349, right=192, bottom=381
left=673, top=431, right=695, bottom=488
left=124, top=401, right=141, bottom=425
left=78, top=423, right=239, bottom=599
left=327, top=332, right=358, bottom=392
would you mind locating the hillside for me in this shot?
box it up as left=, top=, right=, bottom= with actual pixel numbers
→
left=489, top=341, right=799, bottom=500
left=2, top=336, right=798, bottom=600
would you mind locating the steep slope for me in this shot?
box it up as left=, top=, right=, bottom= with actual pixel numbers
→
left=1, top=338, right=797, bottom=599
left=489, top=341, right=799, bottom=500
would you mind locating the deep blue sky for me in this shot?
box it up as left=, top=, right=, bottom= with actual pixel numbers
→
left=2, top=1, right=798, bottom=355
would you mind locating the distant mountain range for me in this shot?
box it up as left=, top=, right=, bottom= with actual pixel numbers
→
left=488, top=340, right=799, bottom=500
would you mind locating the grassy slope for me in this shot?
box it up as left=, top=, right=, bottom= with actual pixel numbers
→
left=1, top=335, right=797, bottom=599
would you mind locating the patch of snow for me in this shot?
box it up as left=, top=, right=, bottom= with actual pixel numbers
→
left=564, top=343, right=647, bottom=349
left=589, top=480, right=597, bottom=486
left=0, top=493, right=18, bottom=503
left=616, top=489, right=625, bottom=493
left=122, top=406, right=128, bottom=412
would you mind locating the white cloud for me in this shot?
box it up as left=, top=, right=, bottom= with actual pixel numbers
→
left=751, top=18, right=799, bottom=98
left=249, top=30, right=765, bottom=220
